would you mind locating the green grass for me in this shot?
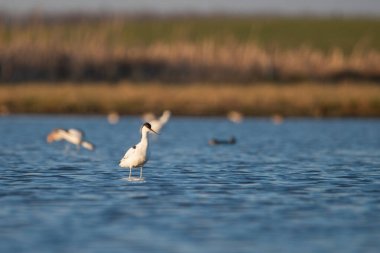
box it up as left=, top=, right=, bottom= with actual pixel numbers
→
left=116, top=17, right=380, bottom=52
left=1, top=16, right=380, bottom=53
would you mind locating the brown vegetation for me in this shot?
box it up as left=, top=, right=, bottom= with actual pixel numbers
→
left=1, top=42, right=379, bottom=83
left=0, top=16, right=379, bottom=83
left=1, top=82, right=379, bottom=117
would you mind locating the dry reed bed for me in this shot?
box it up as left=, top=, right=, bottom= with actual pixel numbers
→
left=1, top=16, right=380, bottom=82
left=1, top=42, right=380, bottom=82
left=1, top=82, right=379, bottom=116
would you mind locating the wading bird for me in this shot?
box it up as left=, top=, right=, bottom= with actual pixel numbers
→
left=149, top=110, right=171, bottom=133
left=47, top=128, right=95, bottom=151
left=119, top=122, right=158, bottom=180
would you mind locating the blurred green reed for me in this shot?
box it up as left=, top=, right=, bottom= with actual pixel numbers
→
left=1, top=16, right=379, bottom=51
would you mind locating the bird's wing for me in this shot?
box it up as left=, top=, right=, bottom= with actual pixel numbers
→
left=159, top=111, right=171, bottom=124
left=68, top=129, right=83, bottom=139
left=121, top=145, right=137, bottom=160
left=149, top=119, right=160, bottom=132
left=81, top=141, right=95, bottom=151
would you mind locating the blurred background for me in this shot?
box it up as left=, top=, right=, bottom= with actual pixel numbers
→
left=0, top=0, right=379, bottom=116
left=1, top=2, right=380, bottom=253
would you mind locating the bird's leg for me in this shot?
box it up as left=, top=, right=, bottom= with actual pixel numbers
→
left=140, top=166, right=143, bottom=178
left=129, top=168, right=132, bottom=179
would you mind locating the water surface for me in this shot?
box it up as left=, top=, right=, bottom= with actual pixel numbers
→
left=0, top=116, right=379, bottom=253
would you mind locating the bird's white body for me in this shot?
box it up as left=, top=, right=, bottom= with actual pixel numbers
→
left=149, top=110, right=171, bottom=133
left=47, top=128, right=95, bottom=151
left=119, top=123, right=157, bottom=180
left=141, top=112, right=156, bottom=122
left=227, top=110, right=244, bottom=123
left=107, top=112, right=120, bottom=124
left=119, top=130, right=149, bottom=169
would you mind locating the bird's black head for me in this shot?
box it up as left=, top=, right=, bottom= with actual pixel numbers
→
left=143, top=122, right=152, bottom=129
left=142, top=122, right=159, bottom=135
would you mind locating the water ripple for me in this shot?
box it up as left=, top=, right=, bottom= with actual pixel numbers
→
left=0, top=117, right=379, bottom=253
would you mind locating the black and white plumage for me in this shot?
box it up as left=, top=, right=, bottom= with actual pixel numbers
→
left=119, top=122, right=158, bottom=180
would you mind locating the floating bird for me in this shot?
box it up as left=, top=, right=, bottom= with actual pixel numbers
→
left=227, top=110, right=244, bottom=123
left=107, top=111, right=120, bottom=124
left=119, top=122, right=158, bottom=180
left=47, top=128, right=95, bottom=151
left=271, top=114, right=284, bottom=125
left=141, top=112, right=156, bottom=122
left=208, top=136, right=236, bottom=145
left=148, top=110, right=171, bottom=133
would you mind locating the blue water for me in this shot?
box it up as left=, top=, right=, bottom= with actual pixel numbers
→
left=0, top=116, right=379, bottom=253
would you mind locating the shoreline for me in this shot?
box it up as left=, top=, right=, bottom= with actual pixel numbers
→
left=1, top=82, right=379, bottom=117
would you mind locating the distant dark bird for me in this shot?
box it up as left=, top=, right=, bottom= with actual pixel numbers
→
left=208, top=136, right=237, bottom=145
left=47, top=128, right=95, bottom=151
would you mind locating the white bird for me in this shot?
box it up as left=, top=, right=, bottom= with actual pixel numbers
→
left=47, top=128, right=95, bottom=151
left=271, top=114, right=284, bottom=125
left=141, top=112, right=156, bottom=122
left=227, top=110, right=244, bottom=123
left=119, top=122, right=158, bottom=180
left=149, top=110, right=171, bottom=133
left=107, top=111, right=120, bottom=124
